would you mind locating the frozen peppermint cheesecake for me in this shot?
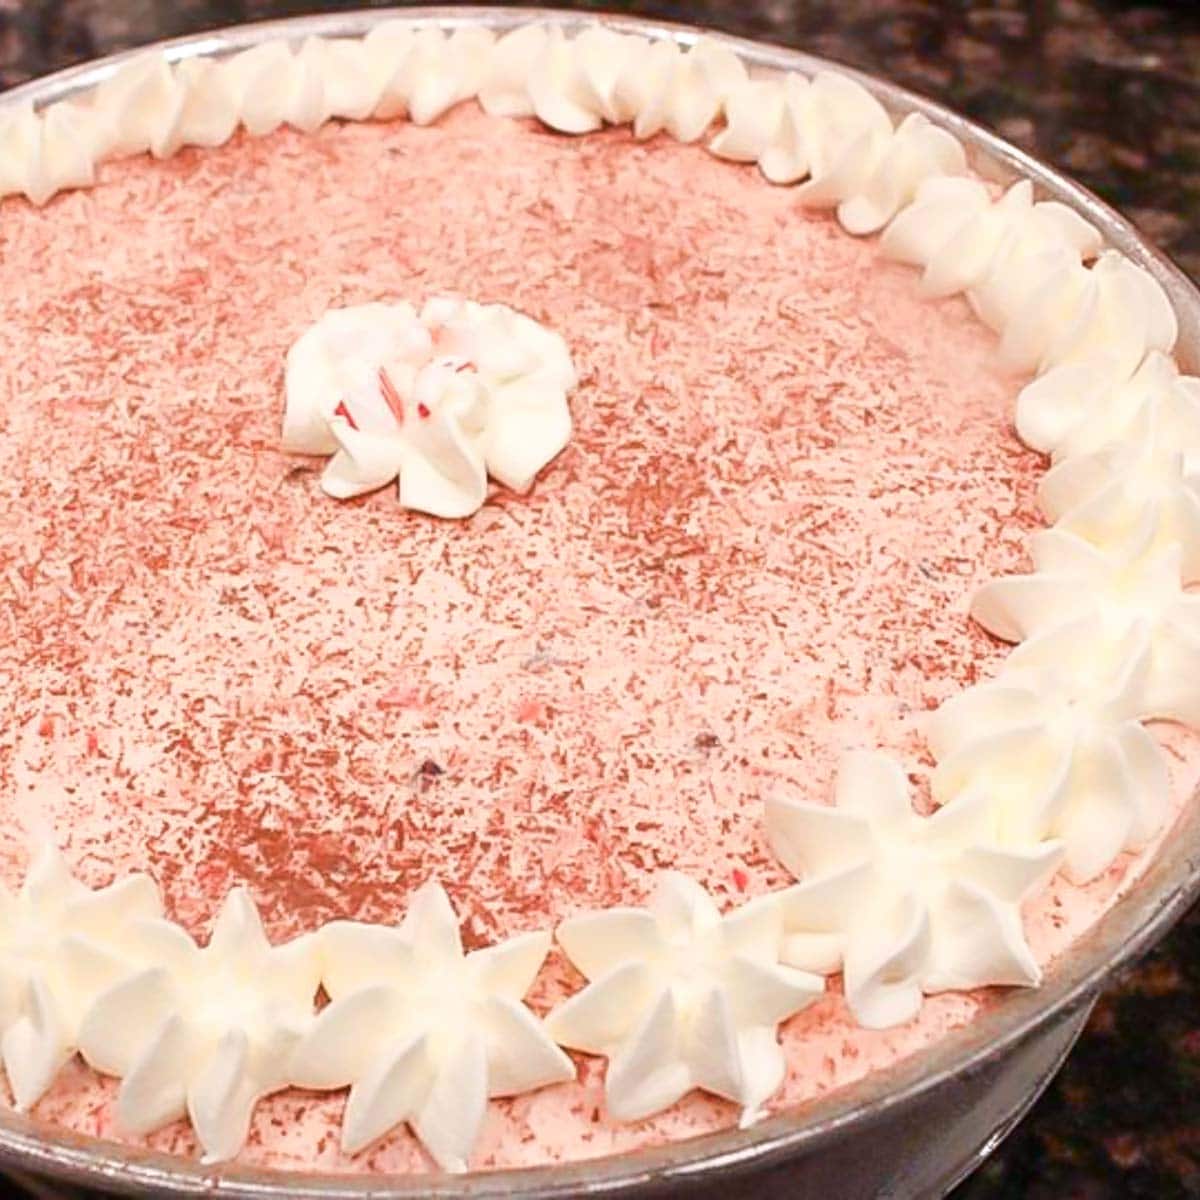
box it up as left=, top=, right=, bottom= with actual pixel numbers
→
left=0, top=18, right=1197, bottom=1178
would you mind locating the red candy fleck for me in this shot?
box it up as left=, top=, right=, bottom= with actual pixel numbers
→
left=376, top=685, right=423, bottom=710
left=378, top=367, right=405, bottom=424
left=732, top=867, right=749, bottom=893
left=332, top=399, right=358, bottom=430
left=85, top=730, right=99, bottom=756
left=517, top=698, right=545, bottom=724
left=37, top=715, right=54, bottom=738
left=417, top=402, right=431, bottom=420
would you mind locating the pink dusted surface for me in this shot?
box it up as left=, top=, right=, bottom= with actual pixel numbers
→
left=0, top=102, right=1193, bottom=1173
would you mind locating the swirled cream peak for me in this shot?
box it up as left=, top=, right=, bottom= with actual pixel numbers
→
left=1000, top=248, right=1178, bottom=380
left=1039, top=405, right=1200, bottom=582
left=0, top=26, right=494, bottom=204
left=0, top=101, right=95, bottom=206
left=289, top=881, right=571, bottom=1172
left=881, top=177, right=1109, bottom=341
left=511, top=28, right=746, bottom=139
left=222, top=26, right=496, bottom=134
left=365, top=24, right=496, bottom=126
left=545, top=873, right=822, bottom=1124
left=930, top=627, right=1170, bottom=882
left=884, top=184, right=1180, bottom=459
left=0, top=844, right=162, bottom=1112
left=711, top=72, right=965, bottom=231
left=972, top=528, right=1200, bottom=727
left=77, top=888, right=320, bottom=1164
left=283, top=298, right=575, bottom=518
left=524, top=27, right=618, bottom=134
left=1016, top=350, right=1200, bottom=462
left=766, top=753, right=1060, bottom=1029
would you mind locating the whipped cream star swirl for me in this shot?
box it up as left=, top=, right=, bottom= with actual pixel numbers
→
left=1001, top=249, right=1178, bottom=381
left=0, top=845, right=161, bottom=1111
left=881, top=179, right=1180, bottom=395
left=289, top=880, right=571, bottom=1172
left=971, top=528, right=1200, bottom=727
left=711, top=71, right=966, bottom=231
left=1016, top=349, right=1200, bottom=464
left=766, top=753, right=1062, bottom=1029
left=283, top=297, right=575, bottom=518
left=545, top=873, right=822, bottom=1125
left=930, top=625, right=1170, bottom=883
left=881, top=177, right=1104, bottom=333
left=882, top=176, right=1095, bottom=290
left=77, top=889, right=320, bottom=1163
left=0, top=102, right=94, bottom=207
left=1039, top=405, right=1200, bottom=583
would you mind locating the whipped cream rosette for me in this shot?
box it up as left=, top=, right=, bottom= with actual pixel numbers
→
left=930, top=622, right=1171, bottom=884
left=77, top=890, right=320, bottom=1163
left=1016, top=349, right=1200, bottom=463
left=971, top=528, right=1200, bottom=726
left=0, top=102, right=95, bottom=206
left=766, top=753, right=1061, bottom=1029
left=514, top=29, right=746, bottom=140
left=363, top=25, right=496, bottom=127
left=545, top=873, right=822, bottom=1124
left=290, top=880, right=571, bottom=1172
left=1039, top=409, right=1200, bottom=582
left=711, top=70, right=965, bottom=226
left=283, top=297, right=575, bottom=518
left=881, top=177, right=1108, bottom=337
left=0, top=846, right=162, bottom=1112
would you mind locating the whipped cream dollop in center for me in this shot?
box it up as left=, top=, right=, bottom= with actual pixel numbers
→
left=283, top=298, right=576, bottom=518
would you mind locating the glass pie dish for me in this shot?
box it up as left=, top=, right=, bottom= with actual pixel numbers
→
left=0, top=7, right=1197, bottom=1198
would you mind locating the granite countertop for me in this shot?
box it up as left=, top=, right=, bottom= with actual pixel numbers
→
left=1, top=1, right=1199, bottom=1197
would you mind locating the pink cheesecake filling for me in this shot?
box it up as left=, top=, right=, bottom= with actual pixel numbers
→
left=0, top=104, right=1195, bottom=1172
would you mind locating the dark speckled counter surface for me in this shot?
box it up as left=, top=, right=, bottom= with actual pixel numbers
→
left=2, top=2, right=1199, bottom=1197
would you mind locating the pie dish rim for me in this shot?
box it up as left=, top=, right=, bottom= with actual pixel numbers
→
left=0, top=6, right=1197, bottom=1195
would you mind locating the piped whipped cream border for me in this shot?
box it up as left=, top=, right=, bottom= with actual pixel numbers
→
left=1, top=18, right=1198, bottom=1174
